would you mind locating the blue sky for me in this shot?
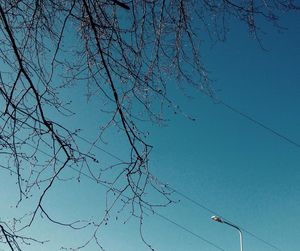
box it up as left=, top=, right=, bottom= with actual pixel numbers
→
left=1, top=7, right=300, bottom=251
left=144, top=12, right=300, bottom=251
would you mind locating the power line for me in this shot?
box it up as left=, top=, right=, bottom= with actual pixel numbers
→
left=218, top=100, right=300, bottom=149
left=74, top=134, right=283, bottom=251
left=167, top=186, right=282, bottom=251
left=0, top=130, right=225, bottom=251
left=0, top=101, right=289, bottom=251
left=73, top=165, right=226, bottom=251
left=153, top=211, right=225, bottom=250
left=75, top=134, right=124, bottom=162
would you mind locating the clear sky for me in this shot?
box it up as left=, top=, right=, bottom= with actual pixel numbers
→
left=1, top=7, right=300, bottom=251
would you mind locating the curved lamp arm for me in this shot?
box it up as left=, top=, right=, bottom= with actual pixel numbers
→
left=211, top=216, right=243, bottom=251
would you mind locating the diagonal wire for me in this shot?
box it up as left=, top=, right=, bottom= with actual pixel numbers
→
left=0, top=129, right=225, bottom=251
left=1, top=94, right=291, bottom=251
left=72, top=165, right=226, bottom=251
left=168, top=186, right=282, bottom=251
left=219, top=100, right=300, bottom=149
left=75, top=134, right=283, bottom=251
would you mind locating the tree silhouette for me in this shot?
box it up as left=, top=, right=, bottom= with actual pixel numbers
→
left=0, top=0, right=298, bottom=250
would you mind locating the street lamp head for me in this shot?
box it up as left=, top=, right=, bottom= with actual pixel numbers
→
left=211, top=216, right=243, bottom=251
left=211, top=215, right=224, bottom=223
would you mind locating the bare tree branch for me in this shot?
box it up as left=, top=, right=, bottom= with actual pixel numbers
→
left=0, top=0, right=298, bottom=250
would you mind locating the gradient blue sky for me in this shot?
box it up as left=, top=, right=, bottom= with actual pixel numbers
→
left=1, top=8, right=300, bottom=251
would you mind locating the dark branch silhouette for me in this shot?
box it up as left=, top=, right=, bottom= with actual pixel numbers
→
left=0, top=0, right=298, bottom=250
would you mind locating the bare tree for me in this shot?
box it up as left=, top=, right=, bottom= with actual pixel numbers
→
left=0, top=0, right=298, bottom=250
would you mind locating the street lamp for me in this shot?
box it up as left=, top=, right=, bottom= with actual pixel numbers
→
left=211, top=216, right=243, bottom=251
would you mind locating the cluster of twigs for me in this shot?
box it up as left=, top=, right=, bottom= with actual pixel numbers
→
left=0, top=0, right=298, bottom=250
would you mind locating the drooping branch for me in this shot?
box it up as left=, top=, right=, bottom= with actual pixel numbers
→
left=0, top=0, right=298, bottom=250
